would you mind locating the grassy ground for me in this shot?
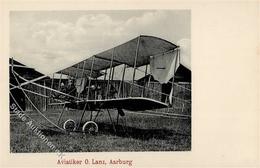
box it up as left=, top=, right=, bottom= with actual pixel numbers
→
left=10, top=109, right=191, bottom=152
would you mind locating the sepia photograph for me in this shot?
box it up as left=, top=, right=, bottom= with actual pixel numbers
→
left=9, top=10, right=191, bottom=153
left=1, top=0, right=259, bottom=167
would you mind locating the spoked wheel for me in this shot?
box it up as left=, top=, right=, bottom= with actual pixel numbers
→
left=82, top=121, right=98, bottom=135
left=63, top=119, right=76, bottom=132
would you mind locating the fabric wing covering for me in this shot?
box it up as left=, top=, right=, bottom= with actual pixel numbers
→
left=150, top=50, right=180, bottom=84
left=57, top=35, right=179, bottom=80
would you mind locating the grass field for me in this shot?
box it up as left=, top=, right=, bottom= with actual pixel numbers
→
left=10, top=108, right=191, bottom=152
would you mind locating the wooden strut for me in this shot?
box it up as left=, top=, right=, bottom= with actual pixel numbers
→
left=107, top=109, right=116, bottom=133
left=78, top=60, right=86, bottom=98
left=141, top=64, right=148, bottom=97
left=90, top=111, right=93, bottom=121
left=68, top=66, right=72, bottom=79
left=147, top=74, right=151, bottom=87
left=11, top=69, right=65, bottom=132
left=10, top=83, right=49, bottom=98
left=130, top=36, right=141, bottom=96
left=11, top=83, right=69, bottom=105
left=106, top=48, right=114, bottom=99
left=75, top=63, right=80, bottom=79
left=12, top=70, right=80, bottom=100
left=94, top=78, right=98, bottom=100
left=169, top=48, right=179, bottom=105
left=87, top=57, right=95, bottom=100
left=121, top=116, right=127, bottom=133
left=116, top=109, right=127, bottom=132
left=104, top=69, right=107, bottom=80
left=75, top=64, right=80, bottom=104
left=58, top=72, right=63, bottom=91
left=108, top=66, right=116, bottom=98
left=10, top=75, right=47, bottom=90
left=77, top=103, right=88, bottom=130
left=43, top=80, right=47, bottom=111
left=118, top=64, right=126, bottom=98
left=9, top=64, right=30, bottom=68
left=111, top=67, right=115, bottom=81
left=57, top=104, right=66, bottom=125
left=93, top=109, right=101, bottom=122
left=9, top=92, right=61, bottom=130
left=110, top=66, right=115, bottom=96
left=49, top=73, right=55, bottom=98
left=116, top=112, right=120, bottom=125
left=11, top=57, right=14, bottom=72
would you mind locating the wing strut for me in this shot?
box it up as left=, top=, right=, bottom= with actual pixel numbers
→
left=105, top=49, right=115, bottom=99
left=130, top=35, right=141, bottom=96
left=11, top=68, right=65, bottom=132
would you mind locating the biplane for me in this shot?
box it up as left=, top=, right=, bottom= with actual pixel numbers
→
left=10, top=35, right=191, bottom=134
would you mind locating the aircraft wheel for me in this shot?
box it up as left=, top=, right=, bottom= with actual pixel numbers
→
left=63, top=119, right=76, bottom=132
left=82, top=121, right=98, bottom=135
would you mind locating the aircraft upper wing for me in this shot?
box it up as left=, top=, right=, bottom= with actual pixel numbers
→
left=57, top=35, right=178, bottom=78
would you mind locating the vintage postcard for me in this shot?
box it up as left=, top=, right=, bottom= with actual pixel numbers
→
left=0, top=0, right=259, bottom=168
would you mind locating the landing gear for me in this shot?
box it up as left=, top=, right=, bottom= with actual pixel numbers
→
left=82, top=121, right=98, bottom=135
left=63, top=119, right=76, bottom=132
left=62, top=119, right=98, bottom=134
left=58, top=105, right=125, bottom=135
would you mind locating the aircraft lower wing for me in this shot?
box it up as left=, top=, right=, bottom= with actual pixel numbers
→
left=65, top=97, right=168, bottom=111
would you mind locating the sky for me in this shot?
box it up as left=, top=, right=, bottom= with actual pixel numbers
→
left=10, top=10, right=190, bottom=76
